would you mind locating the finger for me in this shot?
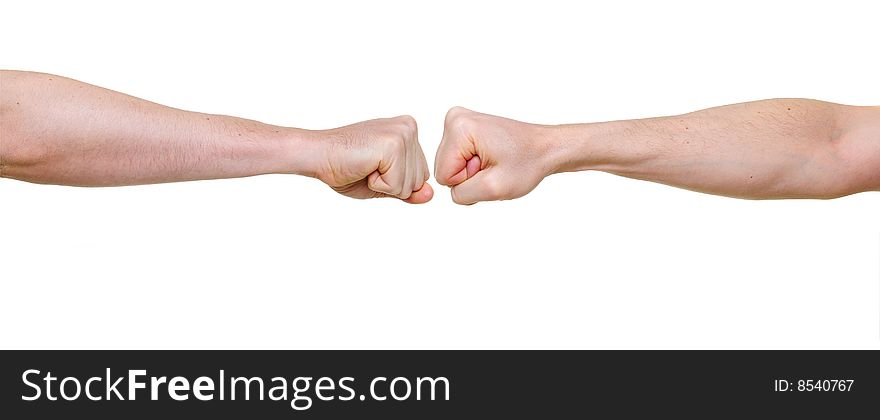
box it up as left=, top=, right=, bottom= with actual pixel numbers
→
left=414, top=143, right=431, bottom=196
left=434, top=108, right=477, bottom=186
left=434, top=145, right=469, bottom=186
left=398, top=122, right=420, bottom=200
left=403, top=182, right=434, bottom=204
left=367, top=170, right=395, bottom=195
left=465, top=155, right=482, bottom=178
left=399, top=147, right=414, bottom=200
left=418, top=142, right=431, bottom=185
left=439, top=155, right=481, bottom=189
left=368, top=140, right=409, bottom=197
left=422, top=156, right=430, bottom=183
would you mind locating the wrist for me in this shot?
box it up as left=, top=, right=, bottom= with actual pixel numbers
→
left=272, top=127, right=327, bottom=179
left=539, top=123, right=599, bottom=175
left=200, top=115, right=327, bottom=180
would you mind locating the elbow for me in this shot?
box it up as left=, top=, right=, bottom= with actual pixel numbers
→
left=822, top=105, right=880, bottom=197
left=830, top=167, right=880, bottom=198
left=754, top=141, right=878, bottom=200
left=829, top=129, right=880, bottom=197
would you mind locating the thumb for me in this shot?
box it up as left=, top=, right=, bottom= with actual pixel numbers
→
left=450, top=169, right=501, bottom=205
left=403, top=182, right=434, bottom=204
left=368, top=172, right=434, bottom=204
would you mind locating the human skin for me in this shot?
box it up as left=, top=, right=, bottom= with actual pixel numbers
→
left=0, top=71, right=433, bottom=203
left=435, top=101, right=880, bottom=204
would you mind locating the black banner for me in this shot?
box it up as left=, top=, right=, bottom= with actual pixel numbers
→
left=2, top=351, right=877, bottom=417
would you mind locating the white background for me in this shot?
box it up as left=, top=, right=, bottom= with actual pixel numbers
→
left=1, top=0, right=878, bottom=349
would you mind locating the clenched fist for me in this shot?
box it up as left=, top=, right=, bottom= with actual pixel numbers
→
left=434, top=107, right=560, bottom=204
left=313, top=116, right=434, bottom=204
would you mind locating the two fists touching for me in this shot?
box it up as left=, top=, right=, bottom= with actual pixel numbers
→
left=316, top=108, right=552, bottom=204
left=7, top=73, right=873, bottom=199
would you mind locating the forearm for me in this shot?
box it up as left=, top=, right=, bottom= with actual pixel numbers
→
left=0, top=71, right=322, bottom=186
left=546, top=99, right=880, bottom=199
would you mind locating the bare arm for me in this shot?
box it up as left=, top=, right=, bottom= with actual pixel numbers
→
left=0, top=71, right=432, bottom=202
left=553, top=99, right=880, bottom=199
left=435, top=100, right=880, bottom=203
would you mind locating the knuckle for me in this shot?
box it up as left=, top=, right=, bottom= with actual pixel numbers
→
left=445, top=106, right=466, bottom=121
left=434, top=166, right=452, bottom=186
left=380, top=132, right=407, bottom=155
left=445, top=113, right=474, bottom=133
left=397, top=114, right=417, bottom=130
